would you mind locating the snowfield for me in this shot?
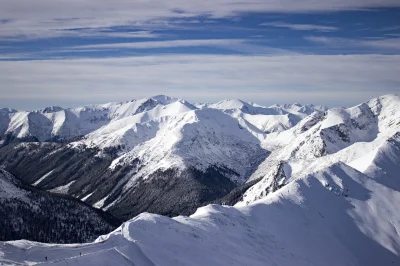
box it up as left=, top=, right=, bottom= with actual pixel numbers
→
left=1, top=161, right=399, bottom=266
left=0, top=94, right=399, bottom=265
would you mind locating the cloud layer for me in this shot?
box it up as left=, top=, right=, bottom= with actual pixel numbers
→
left=1, top=0, right=400, bottom=39
left=1, top=54, right=398, bottom=109
left=306, top=36, right=400, bottom=52
left=1, top=1, right=399, bottom=110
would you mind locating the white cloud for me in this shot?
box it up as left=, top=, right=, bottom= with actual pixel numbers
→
left=0, top=27, right=159, bottom=41
left=379, top=25, right=400, bottom=31
left=0, top=54, right=398, bottom=109
left=76, top=39, right=244, bottom=49
left=70, top=39, right=295, bottom=55
left=261, top=22, right=338, bottom=32
left=64, top=30, right=159, bottom=39
left=305, top=36, right=400, bottom=51
left=1, top=0, right=400, bottom=39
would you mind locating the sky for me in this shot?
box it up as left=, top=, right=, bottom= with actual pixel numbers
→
left=0, top=0, right=400, bottom=110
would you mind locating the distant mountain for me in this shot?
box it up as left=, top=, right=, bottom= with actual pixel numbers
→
left=0, top=96, right=325, bottom=144
left=204, top=99, right=327, bottom=134
left=0, top=95, right=192, bottom=143
left=0, top=96, right=323, bottom=220
left=0, top=168, right=120, bottom=243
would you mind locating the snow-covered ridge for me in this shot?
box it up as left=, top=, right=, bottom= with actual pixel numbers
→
left=239, top=94, right=400, bottom=205
left=1, top=95, right=191, bottom=141
left=0, top=96, right=326, bottom=142
left=2, top=161, right=399, bottom=266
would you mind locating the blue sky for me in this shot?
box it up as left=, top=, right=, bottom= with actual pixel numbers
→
left=0, top=0, right=400, bottom=109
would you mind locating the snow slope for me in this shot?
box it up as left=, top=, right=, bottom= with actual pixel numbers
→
left=0, top=95, right=193, bottom=142
left=1, top=162, right=399, bottom=266
left=269, top=103, right=327, bottom=118
left=240, top=94, right=400, bottom=204
left=91, top=108, right=268, bottom=186
left=0, top=169, right=28, bottom=201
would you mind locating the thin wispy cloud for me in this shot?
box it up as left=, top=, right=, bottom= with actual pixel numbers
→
left=63, top=30, right=159, bottom=39
left=76, top=39, right=244, bottom=49
left=379, top=25, right=400, bottom=31
left=69, top=39, right=294, bottom=55
left=305, top=36, right=400, bottom=51
left=0, top=27, right=159, bottom=41
left=261, top=22, right=338, bottom=32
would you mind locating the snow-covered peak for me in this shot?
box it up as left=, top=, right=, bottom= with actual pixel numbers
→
left=269, top=103, right=328, bottom=117
left=39, top=106, right=64, bottom=114
left=205, top=99, right=329, bottom=137
left=289, top=94, right=397, bottom=154
left=149, top=95, right=178, bottom=105
left=209, top=99, right=251, bottom=110
left=209, top=99, right=284, bottom=116
left=0, top=95, right=198, bottom=142
left=0, top=108, right=17, bottom=114
left=367, top=94, right=399, bottom=111
left=350, top=131, right=400, bottom=180
left=366, top=94, right=400, bottom=134
left=78, top=99, right=197, bottom=150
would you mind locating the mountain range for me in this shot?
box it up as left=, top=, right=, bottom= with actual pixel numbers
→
left=0, top=95, right=327, bottom=220
left=0, top=94, right=399, bottom=265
